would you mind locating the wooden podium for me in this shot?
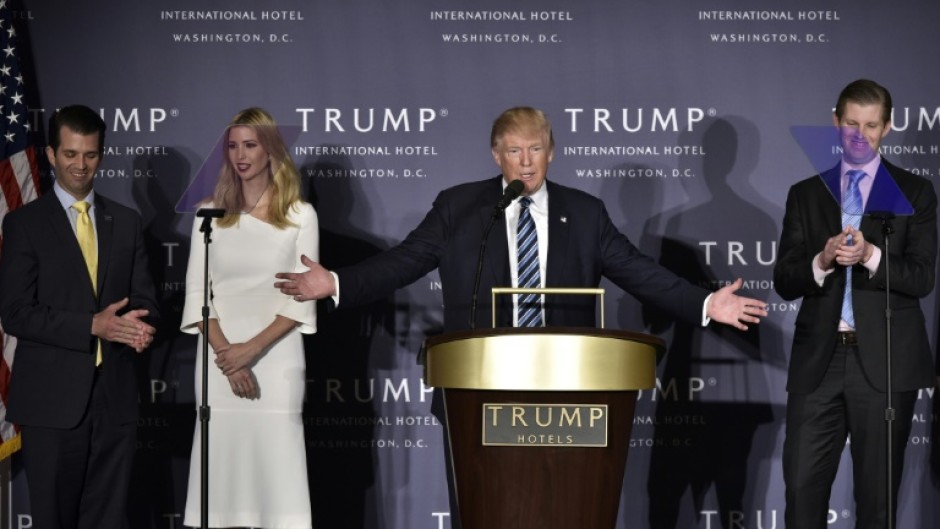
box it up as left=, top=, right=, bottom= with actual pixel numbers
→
left=425, top=327, right=663, bottom=529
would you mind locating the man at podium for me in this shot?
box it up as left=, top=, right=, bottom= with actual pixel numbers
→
left=276, top=106, right=766, bottom=332
left=277, top=105, right=769, bottom=529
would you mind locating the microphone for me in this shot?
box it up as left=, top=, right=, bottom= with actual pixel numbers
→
left=470, top=179, right=525, bottom=328
left=196, top=208, right=225, bottom=237
left=196, top=208, right=226, bottom=218
left=868, top=211, right=896, bottom=221
left=493, top=179, right=525, bottom=217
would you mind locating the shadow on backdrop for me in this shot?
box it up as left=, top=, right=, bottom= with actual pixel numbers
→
left=128, top=148, right=196, bottom=527
left=300, top=152, right=396, bottom=529
left=637, top=117, right=786, bottom=529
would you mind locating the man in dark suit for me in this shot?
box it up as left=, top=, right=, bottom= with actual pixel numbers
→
left=276, top=106, right=767, bottom=529
left=0, top=105, right=158, bottom=529
left=276, top=106, right=766, bottom=334
left=774, top=79, right=937, bottom=529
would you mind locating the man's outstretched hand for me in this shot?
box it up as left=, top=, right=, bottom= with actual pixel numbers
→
left=274, top=255, right=336, bottom=302
left=706, top=278, right=768, bottom=330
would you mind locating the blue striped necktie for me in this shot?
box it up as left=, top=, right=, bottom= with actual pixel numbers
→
left=840, top=169, right=865, bottom=328
left=516, top=197, right=543, bottom=327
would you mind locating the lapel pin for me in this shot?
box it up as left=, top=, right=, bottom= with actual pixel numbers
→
left=560, top=216, right=567, bottom=223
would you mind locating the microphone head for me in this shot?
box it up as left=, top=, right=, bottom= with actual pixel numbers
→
left=506, top=179, right=525, bottom=199
left=196, top=208, right=227, bottom=218
left=494, top=179, right=527, bottom=214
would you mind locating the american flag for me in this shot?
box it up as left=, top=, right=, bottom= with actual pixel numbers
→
left=0, top=0, right=40, bottom=462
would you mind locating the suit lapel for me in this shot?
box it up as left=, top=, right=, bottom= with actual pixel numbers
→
left=94, top=197, right=113, bottom=298
left=545, top=182, right=570, bottom=324
left=484, top=207, right=510, bottom=286
left=864, top=161, right=914, bottom=218
left=480, top=177, right=510, bottom=288
left=40, top=193, right=97, bottom=300
left=860, top=166, right=884, bottom=237
left=545, top=181, right=570, bottom=287
left=821, top=164, right=843, bottom=234
left=479, top=177, right=512, bottom=325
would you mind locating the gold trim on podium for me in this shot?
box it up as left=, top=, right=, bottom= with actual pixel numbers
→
left=425, top=328, right=662, bottom=391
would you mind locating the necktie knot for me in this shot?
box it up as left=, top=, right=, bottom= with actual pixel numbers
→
left=73, top=200, right=90, bottom=214
left=519, top=196, right=532, bottom=209
left=842, top=170, right=864, bottom=217
left=847, top=169, right=865, bottom=187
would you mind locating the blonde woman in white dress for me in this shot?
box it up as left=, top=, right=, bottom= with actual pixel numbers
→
left=181, top=107, right=317, bottom=528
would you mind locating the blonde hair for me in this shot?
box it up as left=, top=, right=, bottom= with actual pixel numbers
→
left=212, top=107, right=302, bottom=229
left=490, top=107, right=554, bottom=151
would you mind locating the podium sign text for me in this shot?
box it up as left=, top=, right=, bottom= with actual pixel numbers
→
left=482, top=403, right=608, bottom=447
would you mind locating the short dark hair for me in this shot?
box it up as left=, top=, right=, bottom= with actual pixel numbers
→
left=835, top=79, right=892, bottom=125
left=48, top=105, right=106, bottom=153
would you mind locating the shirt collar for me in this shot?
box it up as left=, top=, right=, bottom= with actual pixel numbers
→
left=840, top=157, right=881, bottom=183
left=53, top=180, right=95, bottom=211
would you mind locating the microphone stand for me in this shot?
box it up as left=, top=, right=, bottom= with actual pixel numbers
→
left=198, top=214, right=215, bottom=529
left=873, top=212, right=896, bottom=529
left=469, top=211, right=501, bottom=329
left=469, top=179, right=523, bottom=328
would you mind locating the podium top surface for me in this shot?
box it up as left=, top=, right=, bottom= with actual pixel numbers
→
left=424, top=328, right=662, bottom=391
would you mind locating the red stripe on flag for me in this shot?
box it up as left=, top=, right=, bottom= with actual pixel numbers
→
left=0, top=330, right=9, bottom=403
left=26, top=146, right=40, bottom=191
left=0, top=155, right=23, bottom=212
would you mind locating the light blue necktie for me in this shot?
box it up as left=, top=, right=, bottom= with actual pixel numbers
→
left=840, top=169, right=865, bottom=328
left=516, top=197, right=543, bottom=327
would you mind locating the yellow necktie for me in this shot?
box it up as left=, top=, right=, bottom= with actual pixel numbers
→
left=73, top=201, right=102, bottom=365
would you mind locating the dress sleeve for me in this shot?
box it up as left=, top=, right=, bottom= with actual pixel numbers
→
left=275, top=202, right=318, bottom=334
left=180, top=214, right=219, bottom=334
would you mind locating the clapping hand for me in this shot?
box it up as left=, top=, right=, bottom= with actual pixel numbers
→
left=92, top=297, right=156, bottom=353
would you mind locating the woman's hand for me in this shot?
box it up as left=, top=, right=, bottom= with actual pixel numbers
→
left=226, top=368, right=258, bottom=399
left=215, top=342, right=259, bottom=376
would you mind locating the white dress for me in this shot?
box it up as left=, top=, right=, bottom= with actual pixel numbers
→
left=180, top=202, right=317, bottom=529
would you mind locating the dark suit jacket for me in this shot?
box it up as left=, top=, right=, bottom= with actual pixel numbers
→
left=337, top=176, right=709, bottom=331
left=774, top=159, right=937, bottom=393
left=0, top=191, right=159, bottom=428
